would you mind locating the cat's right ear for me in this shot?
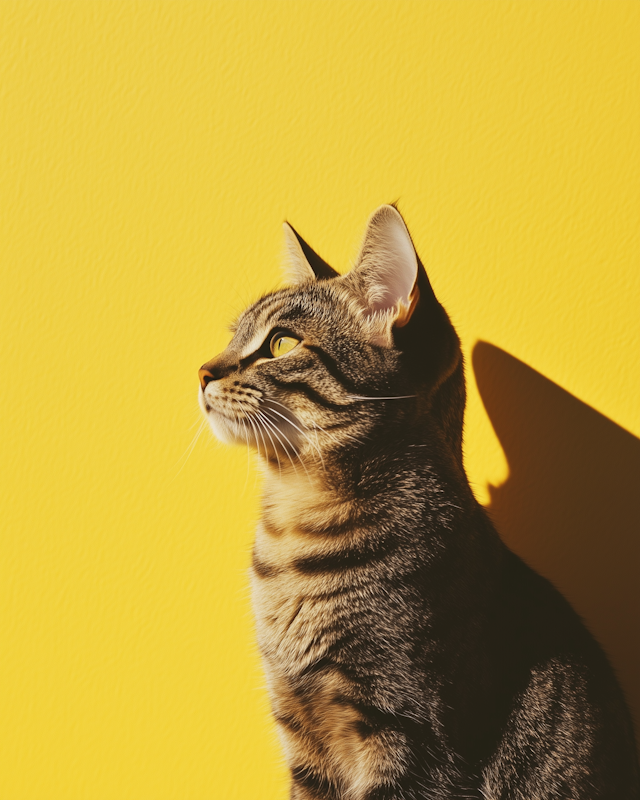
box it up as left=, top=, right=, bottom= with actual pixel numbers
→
left=283, top=222, right=339, bottom=284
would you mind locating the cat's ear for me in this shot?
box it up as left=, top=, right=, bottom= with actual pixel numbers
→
left=349, top=205, right=420, bottom=328
left=282, top=222, right=339, bottom=284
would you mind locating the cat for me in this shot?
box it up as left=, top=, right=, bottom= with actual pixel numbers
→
left=198, top=205, right=639, bottom=799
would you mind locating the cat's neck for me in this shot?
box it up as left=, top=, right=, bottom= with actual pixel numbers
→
left=259, top=421, right=476, bottom=539
left=260, top=463, right=351, bottom=537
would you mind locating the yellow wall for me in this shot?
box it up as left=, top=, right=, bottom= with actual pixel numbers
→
left=2, top=2, right=639, bottom=797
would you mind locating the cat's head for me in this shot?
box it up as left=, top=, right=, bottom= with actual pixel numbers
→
left=198, top=205, right=463, bottom=468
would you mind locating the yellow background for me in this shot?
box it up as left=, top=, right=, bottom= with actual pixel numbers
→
left=2, top=2, right=639, bottom=797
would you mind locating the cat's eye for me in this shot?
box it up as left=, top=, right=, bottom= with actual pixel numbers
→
left=270, top=333, right=300, bottom=358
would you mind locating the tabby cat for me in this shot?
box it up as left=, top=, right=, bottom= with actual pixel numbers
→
left=198, top=206, right=639, bottom=799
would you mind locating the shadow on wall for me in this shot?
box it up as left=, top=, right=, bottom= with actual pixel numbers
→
left=472, top=341, right=640, bottom=732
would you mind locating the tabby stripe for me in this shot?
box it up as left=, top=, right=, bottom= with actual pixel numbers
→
left=291, top=765, right=340, bottom=800
left=341, top=700, right=400, bottom=730
left=238, top=351, right=263, bottom=370
left=251, top=552, right=281, bottom=578
left=296, top=520, right=357, bottom=537
left=364, top=785, right=406, bottom=800
left=314, top=585, right=359, bottom=601
left=324, top=629, right=363, bottom=658
left=262, top=517, right=284, bottom=537
left=269, top=377, right=347, bottom=411
left=305, top=345, right=357, bottom=391
left=320, top=419, right=359, bottom=430
left=296, top=656, right=335, bottom=679
left=273, top=712, right=304, bottom=734
left=255, top=295, right=285, bottom=324
left=293, top=538, right=397, bottom=574
left=233, top=295, right=278, bottom=337
left=332, top=696, right=408, bottom=742
left=261, top=302, right=317, bottom=335
left=271, top=305, right=317, bottom=325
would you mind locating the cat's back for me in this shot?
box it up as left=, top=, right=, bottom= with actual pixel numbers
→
left=481, top=549, right=640, bottom=798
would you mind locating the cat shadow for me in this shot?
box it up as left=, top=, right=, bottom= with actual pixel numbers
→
left=472, top=341, right=640, bottom=731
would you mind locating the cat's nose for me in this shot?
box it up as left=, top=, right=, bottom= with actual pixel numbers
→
left=199, top=354, right=238, bottom=389
left=199, top=368, right=215, bottom=390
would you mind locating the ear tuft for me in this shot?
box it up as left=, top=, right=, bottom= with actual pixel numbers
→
left=350, top=205, right=419, bottom=320
left=282, top=222, right=339, bottom=284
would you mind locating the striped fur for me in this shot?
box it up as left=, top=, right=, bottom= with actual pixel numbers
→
left=199, top=207, right=639, bottom=799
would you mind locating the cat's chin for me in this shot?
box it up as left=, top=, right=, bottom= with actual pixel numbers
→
left=198, top=391, right=246, bottom=447
left=204, top=410, right=249, bottom=447
left=198, top=390, right=304, bottom=459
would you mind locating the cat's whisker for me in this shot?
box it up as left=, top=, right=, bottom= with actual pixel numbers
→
left=255, top=411, right=286, bottom=478
left=257, top=409, right=314, bottom=484
left=174, top=418, right=207, bottom=477
left=308, top=427, right=327, bottom=474
left=346, top=394, right=416, bottom=401
left=310, top=420, right=367, bottom=449
left=260, top=397, right=326, bottom=469
left=255, top=409, right=297, bottom=474
left=266, top=397, right=336, bottom=462
left=304, top=430, right=326, bottom=475
left=269, top=421, right=317, bottom=484
left=261, top=416, right=284, bottom=478
left=261, top=403, right=307, bottom=441
left=248, top=415, right=263, bottom=461
left=308, top=422, right=340, bottom=448
left=182, top=418, right=207, bottom=458
left=249, top=413, right=278, bottom=485
left=257, top=397, right=293, bottom=414
left=238, top=415, right=254, bottom=494
left=249, top=412, right=272, bottom=472
left=261, top=405, right=326, bottom=472
left=248, top=409, right=271, bottom=463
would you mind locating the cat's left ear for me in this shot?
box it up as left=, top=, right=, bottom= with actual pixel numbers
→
left=282, top=222, right=339, bottom=284
left=349, top=205, right=420, bottom=328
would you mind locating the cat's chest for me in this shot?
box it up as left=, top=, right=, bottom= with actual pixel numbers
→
left=250, top=476, right=362, bottom=676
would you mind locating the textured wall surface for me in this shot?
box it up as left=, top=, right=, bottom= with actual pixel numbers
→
left=1, top=2, right=639, bottom=797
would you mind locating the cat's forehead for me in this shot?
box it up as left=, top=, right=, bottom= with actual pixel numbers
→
left=231, top=282, right=352, bottom=345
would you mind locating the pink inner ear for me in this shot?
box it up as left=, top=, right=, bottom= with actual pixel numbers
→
left=362, top=209, right=419, bottom=314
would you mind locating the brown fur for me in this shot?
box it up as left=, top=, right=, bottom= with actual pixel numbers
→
left=199, top=207, right=639, bottom=799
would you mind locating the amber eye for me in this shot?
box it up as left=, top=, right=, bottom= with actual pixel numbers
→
left=270, top=333, right=300, bottom=358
